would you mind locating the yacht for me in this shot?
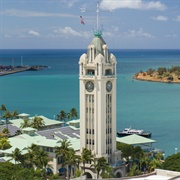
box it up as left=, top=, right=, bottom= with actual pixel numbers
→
left=117, top=128, right=151, bottom=138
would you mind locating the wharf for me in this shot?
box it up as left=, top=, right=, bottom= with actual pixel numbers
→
left=0, top=67, right=28, bottom=76
left=0, top=65, right=46, bottom=76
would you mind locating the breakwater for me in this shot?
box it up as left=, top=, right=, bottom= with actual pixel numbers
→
left=0, top=65, right=47, bottom=76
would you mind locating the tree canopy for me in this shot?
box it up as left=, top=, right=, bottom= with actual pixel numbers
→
left=163, top=153, right=180, bottom=171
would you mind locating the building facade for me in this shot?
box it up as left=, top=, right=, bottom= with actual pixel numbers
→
left=79, top=30, right=121, bottom=165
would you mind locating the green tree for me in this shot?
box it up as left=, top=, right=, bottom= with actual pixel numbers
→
left=2, top=128, right=9, bottom=134
left=149, top=158, right=162, bottom=172
left=73, top=169, right=83, bottom=178
left=11, top=110, right=18, bottom=119
left=91, top=157, right=109, bottom=178
left=101, top=165, right=115, bottom=178
left=132, top=146, right=144, bottom=161
left=117, top=142, right=133, bottom=160
left=157, top=67, right=167, bottom=76
left=0, top=104, right=7, bottom=119
left=69, top=108, right=78, bottom=119
left=0, top=137, right=11, bottom=150
left=55, top=139, right=73, bottom=166
left=57, top=110, right=66, bottom=122
left=0, top=162, right=42, bottom=180
left=20, top=118, right=30, bottom=129
left=81, top=148, right=94, bottom=173
left=24, top=144, right=40, bottom=168
left=139, top=154, right=150, bottom=172
left=163, top=153, right=180, bottom=171
left=147, top=68, right=154, bottom=76
left=2, top=111, right=11, bottom=130
left=34, top=148, right=49, bottom=169
left=30, top=116, right=45, bottom=130
left=127, top=164, right=142, bottom=176
left=64, top=148, right=80, bottom=178
left=7, top=148, right=23, bottom=164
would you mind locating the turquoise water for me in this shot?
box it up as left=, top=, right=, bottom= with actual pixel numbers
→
left=1, top=49, right=180, bottom=157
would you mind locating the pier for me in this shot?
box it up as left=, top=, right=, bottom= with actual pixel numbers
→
left=0, top=65, right=47, bottom=76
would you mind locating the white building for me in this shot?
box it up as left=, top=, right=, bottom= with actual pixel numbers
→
left=79, top=29, right=125, bottom=178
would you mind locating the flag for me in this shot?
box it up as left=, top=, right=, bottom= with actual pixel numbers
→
left=80, top=16, right=85, bottom=25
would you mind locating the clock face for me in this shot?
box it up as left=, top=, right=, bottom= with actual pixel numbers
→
left=85, top=81, right=94, bottom=92
left=106, top=81, right=112, bottom=92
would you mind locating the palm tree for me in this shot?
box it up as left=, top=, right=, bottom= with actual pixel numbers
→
left=2, top=110, right=11, bottom=130
left=0, top=137, right=11, bottom=150
left=34, top=148, right=49, bottom=169
left=20, top=118, right=30, bottom=129
left=69, top=108, right=78, bottom=119
left=7, top=148, right=23, bottom=164
left=11, top=110, right=18, bottom=119
left=25, top=144, right=40, bottom=168
left=127, top=164, right=142, bottom=176
left=30, top=116, right=45, bottom=130
left=63, top=149, right=80, bottom=179
left=149, top=158, right=162, bottom=172
left=26, top=144, right=49, bottom=179
left=81, top=148, right=94, bottom=173
left=100, top=164, right=115, bottom=178
left=57, top=110, right=66, bottom=122
left=0, top=104, right=7, bottom=118
left=139, top=153, right=151, bottom=172
left=91, top=157, right=109, bottom=178
left=55, top=139, right=72, bottom=163
left=55, top=139, right=73, bottom=179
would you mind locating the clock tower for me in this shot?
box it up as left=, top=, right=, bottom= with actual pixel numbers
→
left=79, top=30, right=121, bottom=164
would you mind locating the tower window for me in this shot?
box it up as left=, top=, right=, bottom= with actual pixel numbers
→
left=105, top=69, right=112, bottom=75
left=87, top=69, right=95, bottom=75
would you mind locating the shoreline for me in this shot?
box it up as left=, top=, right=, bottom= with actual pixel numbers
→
left=133, top=73, right=180, bottom=84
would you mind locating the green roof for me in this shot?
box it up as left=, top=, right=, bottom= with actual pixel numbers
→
left=89, top=35, right=106, bottom=56
left=9, top=115, right=63, bottom=129
left=116, top=134, right=156, bottom=145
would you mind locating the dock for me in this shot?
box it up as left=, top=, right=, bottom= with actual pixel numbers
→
left=0, top=65, right=47, bottom=76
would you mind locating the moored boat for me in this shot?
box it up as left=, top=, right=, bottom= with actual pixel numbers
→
left=117, top=128, right=151, bottom=138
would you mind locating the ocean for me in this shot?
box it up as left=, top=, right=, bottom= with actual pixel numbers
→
left=0, top=49, right=180, bottom=157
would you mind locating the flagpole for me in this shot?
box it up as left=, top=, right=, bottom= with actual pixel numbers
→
left=96, top=1, right=99, bottom=30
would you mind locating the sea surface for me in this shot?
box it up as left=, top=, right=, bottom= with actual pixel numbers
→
left=0, top=49, right=180, bottom=157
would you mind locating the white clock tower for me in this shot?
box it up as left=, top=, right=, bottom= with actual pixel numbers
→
left=79, top=29, right=121, bottom=164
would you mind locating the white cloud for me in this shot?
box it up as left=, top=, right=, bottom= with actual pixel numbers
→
left=54, top=27, right=81, bottom=37
left=100, top=0, right=166, bottom=11
left=174, top=15, right=180, bottom=22
left=151, top=15, right=168, bottom=21
left=1, top=9, right=75, bottom=18
left=54, top=27, right=91, bottom=38
left=165, top=34, right=178, bottom=38
left=28, top=30, right=40, bottom=37
left=125, top=28, right=154, bottom=38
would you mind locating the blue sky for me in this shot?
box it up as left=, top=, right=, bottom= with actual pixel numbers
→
left=0, top=0, right=180, bottom=49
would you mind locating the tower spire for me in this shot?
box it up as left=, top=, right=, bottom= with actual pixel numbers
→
left=94, top=1, right=102, bottom=37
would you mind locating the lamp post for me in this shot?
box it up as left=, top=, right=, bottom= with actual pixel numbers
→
left=175, top=148, right=178, bottom=154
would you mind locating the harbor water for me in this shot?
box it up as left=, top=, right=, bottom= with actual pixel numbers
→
left=0, top=49, right=180, bottom=157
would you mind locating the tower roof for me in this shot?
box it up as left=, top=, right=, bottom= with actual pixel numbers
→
left=89, top=34, right=107, bottom=56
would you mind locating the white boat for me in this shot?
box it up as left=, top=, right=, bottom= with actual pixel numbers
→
left=117, top=128, right=151, bottom=138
